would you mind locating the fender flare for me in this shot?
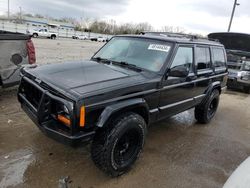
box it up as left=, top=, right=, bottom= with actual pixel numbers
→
left=200, top=81, right=221, bottom=105
left=206, top=81, right=222, bottom=95
left=96, top=98, right=149, bottom=128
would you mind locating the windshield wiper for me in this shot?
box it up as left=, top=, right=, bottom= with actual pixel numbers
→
left=92, top=57, right=111, bottom=64
left=112, top=61, right=142, bottom=72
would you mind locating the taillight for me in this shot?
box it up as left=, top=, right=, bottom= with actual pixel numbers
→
left=26, top=39, right=36, bottom=64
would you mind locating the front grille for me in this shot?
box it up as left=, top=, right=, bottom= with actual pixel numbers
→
left=21, top=80, right=43, bottom=109
left=19, top=77, right=72, bottom=133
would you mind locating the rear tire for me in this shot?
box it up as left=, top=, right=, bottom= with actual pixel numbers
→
left=195, top=89, right=220, bottom=124
left=32, top=33, right=38, bottom=38
left=243, top=86, right=250, bottom=94
left=51, top=35, right=56, bottom=39
left=91, top=112, right=147, bottom=177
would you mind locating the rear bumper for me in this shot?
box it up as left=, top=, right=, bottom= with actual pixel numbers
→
left=18, top=76, right=95, bottom=146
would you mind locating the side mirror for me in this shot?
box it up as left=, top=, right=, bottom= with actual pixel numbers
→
left=168, top=65, right=189, bottom=78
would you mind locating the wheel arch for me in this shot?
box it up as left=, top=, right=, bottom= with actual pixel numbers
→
left=206, top=81, right=222, bottom=95
left=200, top=81, right=221, bottom=106
left=96, top=98, right=150, bottom=128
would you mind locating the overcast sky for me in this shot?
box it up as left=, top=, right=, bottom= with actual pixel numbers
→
left=1, top=0, right=250, bottom=34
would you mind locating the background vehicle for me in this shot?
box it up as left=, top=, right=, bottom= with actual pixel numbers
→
left=72, top=35, right=87, bottom=40
left=209, top=32, right=250, bottom=93
left=78, top=35, right=87, bottom=40
left=18, top=34, right=227, bottom=177
left=97, top=36, right=107, bottom=42
left=90, top=36, right=97, bottom=41
left=27, top=29, right=58, bottom=39
left=0, top=30, right=36, bottom=88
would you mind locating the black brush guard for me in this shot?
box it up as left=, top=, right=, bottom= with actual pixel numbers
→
left=18, top=76, right=95, bottom=146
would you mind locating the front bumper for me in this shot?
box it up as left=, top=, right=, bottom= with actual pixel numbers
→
left=18, top=76, right=95, bottom=146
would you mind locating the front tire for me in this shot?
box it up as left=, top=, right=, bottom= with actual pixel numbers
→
left=91, top=112, right=147, bottom=177
left=195, top=89, right=220, bottom=124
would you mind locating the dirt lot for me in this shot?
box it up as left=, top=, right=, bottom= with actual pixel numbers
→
left=0, top=38, right=250, bottom=188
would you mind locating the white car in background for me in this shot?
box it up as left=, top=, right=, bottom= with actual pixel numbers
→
left=97, top=36, right=107, bottom=42
left=78, top=35, right=87, bottom=40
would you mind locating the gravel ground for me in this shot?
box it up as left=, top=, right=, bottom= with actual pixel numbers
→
left=33, top=38, right=104, bottom=64
left=0, top=38, right=250, bottom=188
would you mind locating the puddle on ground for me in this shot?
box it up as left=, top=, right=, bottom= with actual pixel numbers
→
left=0, top=149, right=34, bottom=188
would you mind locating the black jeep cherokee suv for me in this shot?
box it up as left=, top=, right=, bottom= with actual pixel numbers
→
left=18, top=34, right=228, bottom=176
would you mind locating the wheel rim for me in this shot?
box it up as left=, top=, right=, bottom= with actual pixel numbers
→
left=208, top=98, right=218, bottom=118
left=113, top=128, right=142, bottom=168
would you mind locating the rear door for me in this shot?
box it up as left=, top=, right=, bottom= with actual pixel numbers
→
left=193, top=46, right=214, bottom=100
left=158, top=45, right=197, bottom=119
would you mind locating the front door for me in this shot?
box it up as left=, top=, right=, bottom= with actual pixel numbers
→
left=158, top=45, right=197, bottom=120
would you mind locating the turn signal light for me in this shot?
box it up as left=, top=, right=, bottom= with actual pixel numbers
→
left=57, top=114, right=71, bottom=127
left=80, top=106, right=85, bottom=127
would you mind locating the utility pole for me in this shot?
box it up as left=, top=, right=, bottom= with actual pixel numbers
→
left=228, top=0, right=240, bottom=32
left=7, top=0, right=10, bottom=19
left=19, top=6, right=22, bottom=19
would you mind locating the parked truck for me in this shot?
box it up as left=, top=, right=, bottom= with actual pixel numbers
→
left=0, top=30, right=36, bottom=88
left=27, top=29, right=58, bottom=39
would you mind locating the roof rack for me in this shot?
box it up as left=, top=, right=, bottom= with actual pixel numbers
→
left=140, top=31, right=219, bottom=42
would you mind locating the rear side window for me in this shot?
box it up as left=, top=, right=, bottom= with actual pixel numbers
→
left=212, top=48, right=226, bottom=67
left=196, top=47, right=211, bottom=70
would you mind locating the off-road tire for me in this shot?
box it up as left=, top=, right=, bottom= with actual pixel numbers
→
left=243, top=86, right=250, bottom=94
left=91, top=112, right=147, bottom=177
left=195, top=89, right=220, bottom=124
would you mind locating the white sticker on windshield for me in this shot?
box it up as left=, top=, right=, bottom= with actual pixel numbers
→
left=148, top=44, right=170, bottom=52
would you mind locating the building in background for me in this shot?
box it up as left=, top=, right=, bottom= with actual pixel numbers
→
left=22, top=16, right=75, bottom=32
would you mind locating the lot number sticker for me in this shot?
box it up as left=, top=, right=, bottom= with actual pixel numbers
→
left=148, top=44, right=170, bottom=52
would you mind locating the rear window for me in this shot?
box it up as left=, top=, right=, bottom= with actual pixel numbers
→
left=196, top=47, right=211, bottom=70
left=212, top=48, right=226, bottom=67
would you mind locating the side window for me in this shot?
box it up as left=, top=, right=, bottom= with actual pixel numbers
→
left=212, top=48, right=226, bottom=67
left=44, top=29, right=48, bottom=32
left=170, top=47, right=193, bottom=71
left=196, top=47, right=211, bottom=70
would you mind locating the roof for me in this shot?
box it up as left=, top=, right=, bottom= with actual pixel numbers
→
left=208, top=32, right=250, bottom=52
left=116, top=33, right=223, bottom=47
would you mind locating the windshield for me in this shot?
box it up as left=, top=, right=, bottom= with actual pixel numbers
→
left=93, top=37, right=172, bottom=72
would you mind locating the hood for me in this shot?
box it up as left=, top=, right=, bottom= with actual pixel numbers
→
left=208, top=32, right=250, bottom=54
left=24, top=60, right=146, bottom=96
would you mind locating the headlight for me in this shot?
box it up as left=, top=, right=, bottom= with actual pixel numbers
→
left=63, top=105, right=69, bottom=114
left=56, top=103, right=71, bottom=127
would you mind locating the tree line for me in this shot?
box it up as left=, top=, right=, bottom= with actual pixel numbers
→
left=8, top=13, right=202, bottom=36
